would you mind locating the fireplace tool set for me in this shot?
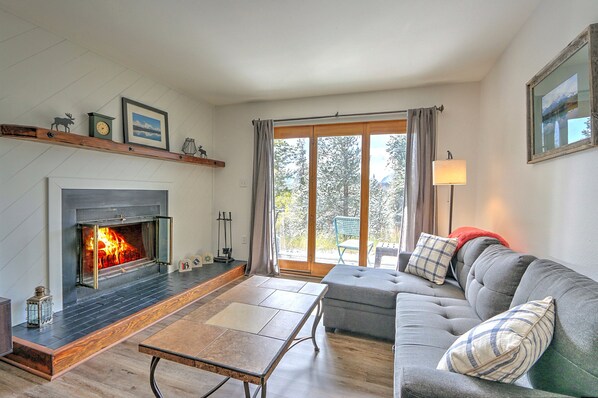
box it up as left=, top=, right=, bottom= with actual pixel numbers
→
left=214, top=211, right=234, bottom=263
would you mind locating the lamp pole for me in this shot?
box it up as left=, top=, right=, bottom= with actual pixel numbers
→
left=449, top=184, right=454, bottom=234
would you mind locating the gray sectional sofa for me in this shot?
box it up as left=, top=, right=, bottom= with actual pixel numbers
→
left=321, top=237, right=598, bottom=397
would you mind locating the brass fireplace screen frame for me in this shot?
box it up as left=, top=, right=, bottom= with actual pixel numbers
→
left=78, top=216, right=172, bottom=289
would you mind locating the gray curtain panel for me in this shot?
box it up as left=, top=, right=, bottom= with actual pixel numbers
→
left=248, top=120, right=279, bottom=275
left=399, top=107, right=437, bottom=253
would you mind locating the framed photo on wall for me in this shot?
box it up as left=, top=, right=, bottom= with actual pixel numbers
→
left=526, top=24, right=598, bottom=163
left=122, top=97, right=170, bottom=151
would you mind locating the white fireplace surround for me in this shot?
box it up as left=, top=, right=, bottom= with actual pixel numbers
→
left=47, top=177, right=172, bottom=313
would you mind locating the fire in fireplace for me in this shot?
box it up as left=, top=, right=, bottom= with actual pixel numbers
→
left=83, top=225, right=146, bottom=270
left=78, top=216, right=171, bottom=289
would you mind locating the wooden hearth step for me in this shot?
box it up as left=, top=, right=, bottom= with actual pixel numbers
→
left=1, top=262, right=246, bottom=380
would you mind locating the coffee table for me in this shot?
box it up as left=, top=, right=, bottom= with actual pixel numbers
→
left=139, top=276, right=328, bottom=398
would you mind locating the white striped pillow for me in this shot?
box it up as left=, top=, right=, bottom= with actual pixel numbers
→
left=405, top=233, right=458, bottom=284
left=437, top=296, right=555, bottom=383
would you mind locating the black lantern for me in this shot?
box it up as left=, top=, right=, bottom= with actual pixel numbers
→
left=26, top=286, right=53, bottom=328
left=181, top=138, right=197, bottom=155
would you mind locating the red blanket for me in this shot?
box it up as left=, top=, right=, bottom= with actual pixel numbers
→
left=449, top=226, right=509, bottom=252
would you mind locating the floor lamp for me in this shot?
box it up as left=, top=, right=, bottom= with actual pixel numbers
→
left=433, top=151, right=467, bottom=235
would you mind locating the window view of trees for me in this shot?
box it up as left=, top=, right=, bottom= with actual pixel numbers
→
left=274, top=132, right=406, bottom=267
left=368, top=134, right=407, bottom=247
left=315, top=136, right=362, bottom=262
left=274, top=138, right=309, bottom=261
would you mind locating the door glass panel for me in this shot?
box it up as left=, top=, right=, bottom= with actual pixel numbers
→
left=368, top=134, right=406, bottom=268
left=156, top=216, right=172, bottom=264
left=315, top=135, right=362, bottom=265
left=274, top=138, right=310, bottom=261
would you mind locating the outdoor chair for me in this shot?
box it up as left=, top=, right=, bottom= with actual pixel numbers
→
left=333, top=216, right=373, bottom=265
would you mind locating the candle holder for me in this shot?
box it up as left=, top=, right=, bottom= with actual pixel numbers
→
left=26, top=286, right=53, bottom=328
left=181, top=138, right=197, bottom=155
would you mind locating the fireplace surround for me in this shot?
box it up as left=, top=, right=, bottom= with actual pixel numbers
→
left=61, top=188, right=170, bottom=306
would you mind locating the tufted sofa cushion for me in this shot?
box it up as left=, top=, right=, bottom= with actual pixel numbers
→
left=452, top=237, right=501, bottom=290
left=464, top=245, right=535, bottom=321
left=322, top=265, right=464, bottom=309
left=511, top=259, right=598, bottom=397
left=394, top=293, right=481, bottom=369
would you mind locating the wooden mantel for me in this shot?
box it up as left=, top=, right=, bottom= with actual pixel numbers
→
left=0, top=124, right=225, bottom=168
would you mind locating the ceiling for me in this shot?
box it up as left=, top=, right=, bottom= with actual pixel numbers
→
left=0, top=0, right=541, bottom=105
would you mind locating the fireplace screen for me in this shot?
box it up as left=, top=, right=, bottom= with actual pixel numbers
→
left=79, top=216, right=172, bottom=289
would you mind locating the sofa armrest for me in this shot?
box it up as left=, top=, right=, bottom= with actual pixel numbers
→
left=396, top=366, right=572, bottom=398
left=397, top=252, right=412, bottom=272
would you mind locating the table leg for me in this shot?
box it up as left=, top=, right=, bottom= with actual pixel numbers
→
left=374, top=249, right=382, bottom=268
left=261, top=382, right=267, bottom=398
left=244, top=381, right=266, bottom=398
left=149, top=356, right=163, bottom=398
left=311, top=300, right=324, bottom=352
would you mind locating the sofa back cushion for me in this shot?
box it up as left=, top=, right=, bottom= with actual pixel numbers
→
left=511, top=259, right=598, bottom=397
left=465, top=245, right=535, bottom=321
left=452, top=237, right=500, bottom=290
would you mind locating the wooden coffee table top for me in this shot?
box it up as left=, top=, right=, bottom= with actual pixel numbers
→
left=139, top=276, right=327, bottom=384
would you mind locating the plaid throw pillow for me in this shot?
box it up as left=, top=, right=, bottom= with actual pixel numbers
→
left=437, top=296, right=555, bottom=383
left=405, top=233, right=458, bottom=284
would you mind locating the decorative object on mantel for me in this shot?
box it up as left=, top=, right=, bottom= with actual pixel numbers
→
left=178, top=259, right=192, bottom=272
left=433, top=150, right=467, bottom=235
left=50, top=113, right=75, bottom=132
left=26, top=286, right=53, bottom=328
left=197, top=145, right=207, bottom=158
left=191, top=254, right=203, bottom=268
left=88, top=112, right=115, bottom=140
left=215, top=211, right=235, bottom=263
left=0, top=125, right=225, bottom=167
left=527, top=23, right=598, bottom=163
left=181, top=137, right=197, bottom=155
left=122, top=97, right=170, bottom=151
left=203, top=252, right=214, bottom=265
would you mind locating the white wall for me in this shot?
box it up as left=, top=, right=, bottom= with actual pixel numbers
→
left=0, top=8, right=216, bottom=324
left=476, top=0, right=598, bottom=280
left=213, top=83, right=481, bottom=261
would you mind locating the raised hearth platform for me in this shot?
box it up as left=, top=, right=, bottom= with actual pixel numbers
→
left=1, top=261, right=246, bottom=380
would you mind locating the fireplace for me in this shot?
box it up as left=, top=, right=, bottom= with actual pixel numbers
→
left=61, top=189, right=171, bottom=306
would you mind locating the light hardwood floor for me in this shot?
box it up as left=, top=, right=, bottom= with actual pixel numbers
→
left=0, top=276, right=394, bottom=398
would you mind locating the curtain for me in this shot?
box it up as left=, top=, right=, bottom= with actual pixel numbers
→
left=399, top=107, right=437, bottom=252
left=247, top=120, right=279, bottom=275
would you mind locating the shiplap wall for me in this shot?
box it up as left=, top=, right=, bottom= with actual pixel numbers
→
left=0, top=8, right=216, bottom=325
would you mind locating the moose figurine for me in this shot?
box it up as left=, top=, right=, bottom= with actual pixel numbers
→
left=197, top=145, right=207, bottom=158
left=51, top=113, right=75, bottom=132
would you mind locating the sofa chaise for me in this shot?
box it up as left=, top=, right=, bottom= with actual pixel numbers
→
left=321, top=237, right=598, bottom=397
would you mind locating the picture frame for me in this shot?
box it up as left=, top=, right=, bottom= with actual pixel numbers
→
left=191, top=255, right=203, bottom=268
left=526, top=24, right=598, bottom=163
left=122, top=97, right=170, bottom=151
left=203, top=252, right=214, bottom=265
left=178, top=259, right=192, bottom=272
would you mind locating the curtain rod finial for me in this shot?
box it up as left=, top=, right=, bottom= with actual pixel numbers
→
left=438, top=105, right=444, bottom=112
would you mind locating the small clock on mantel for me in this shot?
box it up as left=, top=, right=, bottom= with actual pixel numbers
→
left=88, top=112, right=115, bottom=140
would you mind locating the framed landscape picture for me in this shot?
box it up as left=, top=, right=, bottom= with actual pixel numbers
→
left=122, top=97, right=170, bottom=151
left=526, top=24, right=598, bottom=163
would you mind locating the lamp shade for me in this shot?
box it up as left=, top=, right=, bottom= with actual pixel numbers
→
left=433, top=159, right=467, bottom=185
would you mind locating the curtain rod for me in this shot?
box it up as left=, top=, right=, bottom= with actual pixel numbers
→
left=251, top=104, right=444, bottom=125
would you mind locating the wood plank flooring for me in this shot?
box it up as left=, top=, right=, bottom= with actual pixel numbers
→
left=0, top=276, right=394, bottom=398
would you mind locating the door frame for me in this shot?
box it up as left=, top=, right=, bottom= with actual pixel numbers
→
left=274, top=119, right=406, bottom=276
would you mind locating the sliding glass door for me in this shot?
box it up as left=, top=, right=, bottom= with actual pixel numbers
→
left=274, top=120, right=405, bottom=276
